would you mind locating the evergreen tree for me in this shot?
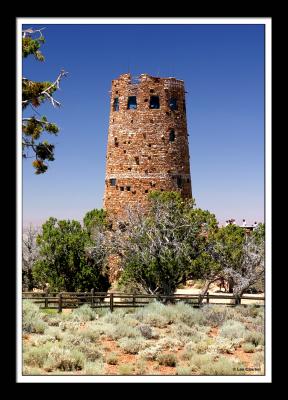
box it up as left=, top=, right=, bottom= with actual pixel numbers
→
left=22, top=28, right=67, bottom=174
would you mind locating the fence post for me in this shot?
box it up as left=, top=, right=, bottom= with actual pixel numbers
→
left=110, top=293, right=114, bottom=312
left=58, top=292, right=63, bottom=313
left=44, top=288, right=48, bottom=308
left=206, top=292, right=209, bottom=304
left=91, top=288, right=94, bottom=307
left=132, top=294, right=135, bottom=307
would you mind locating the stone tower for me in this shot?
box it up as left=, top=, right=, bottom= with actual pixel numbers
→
left=103, top=73, right=192, bottom=223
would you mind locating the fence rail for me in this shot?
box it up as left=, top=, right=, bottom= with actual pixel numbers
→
left=22, top=290, right=265, bottom=313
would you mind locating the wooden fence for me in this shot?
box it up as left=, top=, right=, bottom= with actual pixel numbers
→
left=22, top=290, right=265, bottom=313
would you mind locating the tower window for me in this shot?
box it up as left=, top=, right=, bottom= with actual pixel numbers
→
left=187, top=178, right=190, bottom=183
left=169, top=129, right=176, bottom=142
left=145, top=189, right=149, bottom=193
left=150, top=89, right=154, bottom=93
left=114, top=137, right=119, bottom=146
left=126, top=186, right=131, bottom=191
left=113, top=98, right=119, bottom=111
left=109, top=178, right=116, bottom=186
left=127, top=96, right=137, bottom=109
left=135, top=156, right=140, bottom=165
left=120, top=186, right=124, bottom=191
left=149, top=96, right=160, bottom=109
left=177, top=176, right=183, bottom=188
left=169, top=98, right=178, bottom=111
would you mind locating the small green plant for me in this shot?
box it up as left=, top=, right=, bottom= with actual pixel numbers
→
left=118, top=337, right=146, bottom=354
left=244, top=331, right=264, bottom=346
left=138, top=344, right=161, bottom=361
left=242, top=343, right=256, bottom=353
left=176, top=365, right=192, bottom=375
left=23, top=343, right=52, bottom=368
left=220, top=320, right=247, bottom=339
left=71, top=304, right=98, bottom=322
left=106, top=323, right=140, bottom=340
left=118, top=363, right=134, bottom=375
left=135, top=358, right=146, bottom=375
left=156, top=353, right=177, bottom=367
left=23, top=300, right=47, bottom=334
left=84, top=360, right=104, bottom=375
left=106, top=353, right=118, bottom=365
left=44, top=347, right=85, bottom=372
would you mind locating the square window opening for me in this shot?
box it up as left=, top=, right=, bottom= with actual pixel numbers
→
left=149, top=96, right=160, bottom=109
left=127, top=96, right=137, bottom=110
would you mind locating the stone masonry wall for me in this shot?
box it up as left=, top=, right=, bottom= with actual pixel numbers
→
left=103, top=73, right=192, bottom=224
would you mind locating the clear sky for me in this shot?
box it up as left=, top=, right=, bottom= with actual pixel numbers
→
left=22, top=23, right=265, bottom=227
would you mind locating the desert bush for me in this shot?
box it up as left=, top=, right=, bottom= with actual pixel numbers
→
left=78, top=325, right=102, bottom=341
left=142, top=313, right=168, bottom=328
left=44, top=347, right=85, bottom=372
left=23, top=366, right=44, bottom=375
left=252, top=351, right=264, bottom=368
left=106, top=353, right=118, bottom=365
left=44, top=326, right=63, bottom=341
left=23, top=343, right=52, bottom=368
left=71, top=304, right=98, bottom=322
left=158, top=337, right=182, bottom=351
left=118, top=363, right=134, bottom=375
left=176, top=365, right=192, bottom=375
left=78, top=343, right=103, bottom=362
left=244, top=330, right=264, bottom=346
left=135, top=358, right=146, bottom=375
left=210, top=337, right=241, bottom=355
left=199, top=355, right=244, bottom=375
left=58, top=320, right=80, bottom=333
left=62, top=333, right=90, bottom=347
left=118, top=337, right=146, bottom=354
left=23, top=300, right=47, bottom=334
left=202, top=305, right=228, bottom=326
left=102, top=310, right=127, bottom=325
left=138, top=344, right=162, bottom=361
left=173, top=303, right=205, bottom=327
left=220, top=320, right=247, bottom=339
left=84, top=360, right=104, bottom=375
left=242, top=343, right=256, bottom=353
left=106, top=323, right=140, bottom=340
left=156, top=353, right=177, bottom=367
left=139, top=325, right=153, bottom=339
left=46, top=317, right=60, bottom=327
left=29, top=334, right=58, bottom=346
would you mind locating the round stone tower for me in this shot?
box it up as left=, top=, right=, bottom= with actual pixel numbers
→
left=103, top=73, right=192, bottom=223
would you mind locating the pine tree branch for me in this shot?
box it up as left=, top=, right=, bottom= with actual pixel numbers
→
left=22, top=70, right=68, bottom=108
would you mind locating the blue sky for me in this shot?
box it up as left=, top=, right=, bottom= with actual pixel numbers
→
left=22, top=23, right=264, bottom=227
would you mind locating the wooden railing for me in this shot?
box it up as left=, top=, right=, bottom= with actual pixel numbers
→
left=22, top=290, right=265, bottom=313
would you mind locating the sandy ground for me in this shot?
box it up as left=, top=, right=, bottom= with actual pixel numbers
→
left=175, top=284, right=264, bottom=305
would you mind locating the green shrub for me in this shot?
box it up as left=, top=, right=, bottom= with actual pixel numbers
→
left=138, top=344, right=162, bottom=361
left=23, top=366, right=44, bottom=375
left=244, top=331, right=264, bottom=346
left=84, top=360, right=104, bottom=375
left=176, top=365, right=192, bottom=375
left=78, top=325, right=102, bottom=341
left=118, top=363, right=134, bottom=375
left=173, top=303, right=205, bottom=327
left=71, top=304, right=98, bottom=322
left=157, top=353, right=177, bottom=367
left=199, top=356, right=244, bottom=375
left=139, top=324, right=153, bottom=339
left=158, top=337, right=182, bottom=351
left=44, top=347, right=85, bottom=372
left=106, top=323, right=140, bottom=340
left=135, top=358, right=146, bottom=375
left=106, top=353, right=118, bottom=365
left=252, top=351, right=264, bottom=368
left=23, top=300, right=47, bottom=334
left=77, top=343, right=103, bottom=362
left=118, top=337, right=146, bottom=354
left=202, top=305, right=228, bottom=326
left=242, top=343, right=256, bottom=353
left=23, top=343, right=52, bottom=368
left=220, top=320, right=247, bottom=339
left=44, top=326, right=63, bottom=341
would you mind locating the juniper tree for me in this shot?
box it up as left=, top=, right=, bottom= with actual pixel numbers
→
left=22, top=28, right=67, bottom=174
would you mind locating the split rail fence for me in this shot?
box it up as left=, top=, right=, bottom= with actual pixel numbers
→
left=22, top=290, right=265, bottom=313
